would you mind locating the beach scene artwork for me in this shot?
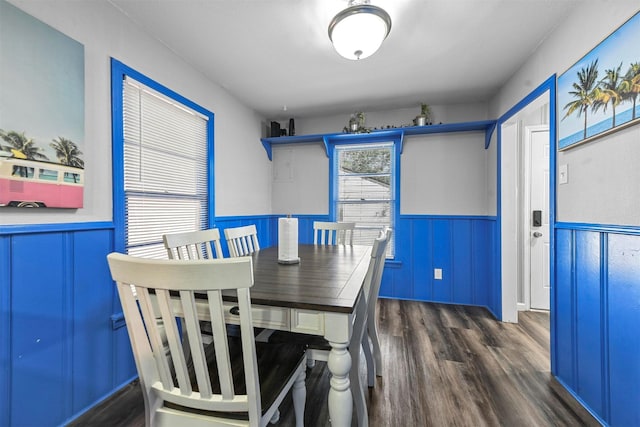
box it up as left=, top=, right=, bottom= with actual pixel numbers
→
left=0, top=1, right=85, bottom=208
left=558, top=11, right=640, bottom=150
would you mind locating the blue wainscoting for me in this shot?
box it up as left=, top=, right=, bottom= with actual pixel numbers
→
left=554, top=224, right=640, bottom=426
left=0, top=213, right=497, bottom=426
left=0, top=223, right=136, bottom=427
left=379, top=215, right=499, bottom=315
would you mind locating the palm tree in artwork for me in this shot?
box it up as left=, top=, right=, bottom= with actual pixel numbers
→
left=0, top=129, right=49, bottom=161
left=593, top=63, right=624, bottom=127
left=562, top=60, right=600, bottom=139
left=620, top=62, right=640, bottom=120
left=50, top=136, right=84, bottom=168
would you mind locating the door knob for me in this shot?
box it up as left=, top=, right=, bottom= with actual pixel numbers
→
left=533, top=232, right=543, bottom=238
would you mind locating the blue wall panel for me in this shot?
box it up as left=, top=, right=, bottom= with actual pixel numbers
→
left=554, top=226, right=640, bottom=426
left=412, top=219, right=431, bottom=301
left=606, top=234, right=640, bottom=427
left=11, top=233, right=69, bottom=426
left=554, top=228, right=575, bottom=388
left=377, top=216, right=497, bottom=313
left=472, top=220, right=491, bottom=308
left=0, top=236, right=12, bottom=427
left=574, top=231, right=603, bottom=416
left=432, top=219, right=453, bottom=302
left=452, top=220, right=473, bottom=304
left=0, top=225, right=120, bottom=427
left=393, top=217, right=415, bottom=299
left=71, top=230, right=118, bottom=415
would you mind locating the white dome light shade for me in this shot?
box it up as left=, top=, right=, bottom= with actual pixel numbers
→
left=328, top=4, right=391, bottom=60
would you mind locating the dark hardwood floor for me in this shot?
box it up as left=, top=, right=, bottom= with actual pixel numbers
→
left=68, top=300, right=598, bottom=427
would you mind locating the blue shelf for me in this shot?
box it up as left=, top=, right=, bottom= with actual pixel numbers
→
left=260, top=120, right=497, bottom=160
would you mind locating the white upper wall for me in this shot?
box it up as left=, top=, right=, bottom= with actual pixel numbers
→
left=288, top=103, right=489, bottom=136
left=271, top=103, right=491, bottom=216
left=490, top=3, right=639, bottom=118
left=491, top=2, right=640, bottom=226
left=4, top=0, right=270, bottom=225
left=271, top=143, right=329, bottom=215
left=402, top=132, right=489, bottom=215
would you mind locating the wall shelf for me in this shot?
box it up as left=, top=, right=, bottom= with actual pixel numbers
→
left=260, top=120, right=497, bottom=160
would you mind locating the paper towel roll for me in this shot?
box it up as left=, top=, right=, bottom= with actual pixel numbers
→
left=278, top=217, right=299, bottom=264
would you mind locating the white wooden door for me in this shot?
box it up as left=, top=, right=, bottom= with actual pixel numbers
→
left=529, top=127, right=550, bottom=310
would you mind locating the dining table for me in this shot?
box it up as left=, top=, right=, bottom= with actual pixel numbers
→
left=200, top=243, right=372, bottom=427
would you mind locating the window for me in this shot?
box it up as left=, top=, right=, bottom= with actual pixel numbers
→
left=332, top=141, right=396, bottom=257
left=38, top=168, right=58, bottom=181
left=63, top=172, right=80, bottom=183
left=112, top=60, right=214, bottom=259
left=12, top=166, right=33, bottom=178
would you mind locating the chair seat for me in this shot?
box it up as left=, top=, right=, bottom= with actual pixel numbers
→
left=165, top=338, right=306, bottom=419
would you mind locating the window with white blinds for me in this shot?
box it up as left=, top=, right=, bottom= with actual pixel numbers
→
left=334, top=142, right=395, bottom=257
left=122, top=76, right=209, bottom=259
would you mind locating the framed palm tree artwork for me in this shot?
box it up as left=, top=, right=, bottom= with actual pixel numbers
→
left=558, top=10, right=640, bottom=150
left=0, top=0, right=85, bottom=208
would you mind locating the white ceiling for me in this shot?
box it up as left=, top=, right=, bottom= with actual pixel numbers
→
left=109, top=0, right=581, bottom=120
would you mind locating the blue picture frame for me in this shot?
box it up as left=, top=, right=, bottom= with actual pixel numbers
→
left=558, top=10, right=640, bottom=150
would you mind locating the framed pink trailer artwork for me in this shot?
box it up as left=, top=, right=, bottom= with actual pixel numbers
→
left=0, top=0, right=84, bottom=208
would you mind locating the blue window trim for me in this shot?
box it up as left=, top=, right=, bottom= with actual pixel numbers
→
left=110, top=58, right=215, bottom=253
left=326, top=132, right=401, bottom=256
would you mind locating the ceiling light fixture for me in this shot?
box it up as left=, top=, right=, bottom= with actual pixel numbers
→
left=328, top=0, right=391, bottom=60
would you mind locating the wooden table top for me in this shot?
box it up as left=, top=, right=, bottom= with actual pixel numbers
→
left=230, top=244, right=372, bottom=313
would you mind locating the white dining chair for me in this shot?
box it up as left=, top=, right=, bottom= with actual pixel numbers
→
left=313, top=221, right=356, bottom=245
left=362, top=227, right=391, bottom=387
left=225, top=224, right=260, bottom=257
left=163, top=228, right=224, bottom=260
left=269, top=232, right=388, bottom=427
left=163, top=228, right=225, bottom=349
left=107, top=253, right=307, bottom=427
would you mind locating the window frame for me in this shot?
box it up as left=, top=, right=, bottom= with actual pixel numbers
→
left=111, top=59, right=215, bottom=254
left=328, top=132, right=401, bottom=258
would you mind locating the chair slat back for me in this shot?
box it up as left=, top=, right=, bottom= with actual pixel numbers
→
left=351, top=232, right=388, bottom=350
left=224, top=225, right=260, bottom=257
left=362, top=232, right=389, bottom=305
left=107, top=253, right=260, bottom=419
left=163, top=228, right=224, bottom=260
left=313, top=221, right=356, bottom=245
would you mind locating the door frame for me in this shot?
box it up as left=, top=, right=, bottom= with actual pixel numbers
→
left=522, top=124, right=550, bottom=311
left=497, top=75, right=557, bottom=324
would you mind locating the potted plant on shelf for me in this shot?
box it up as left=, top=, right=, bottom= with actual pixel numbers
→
left=414, top=103, right=431, bottom=126
left=344, top=112, right=368, bottom=133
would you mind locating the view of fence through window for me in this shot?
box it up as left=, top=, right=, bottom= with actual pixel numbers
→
left=336, top=142, right=394, bottom=256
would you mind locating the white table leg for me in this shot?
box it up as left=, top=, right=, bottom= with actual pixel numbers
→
left=325, top=312, right=353, bottom=427
left=327, top=340, right=352, bottom=427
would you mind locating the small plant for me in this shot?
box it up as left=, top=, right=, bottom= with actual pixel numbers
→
left=420, top=103, right=431, bottom=119
left=415, top=103, right=431, bottom=126
left=344, top=112, right=370, bottom=133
